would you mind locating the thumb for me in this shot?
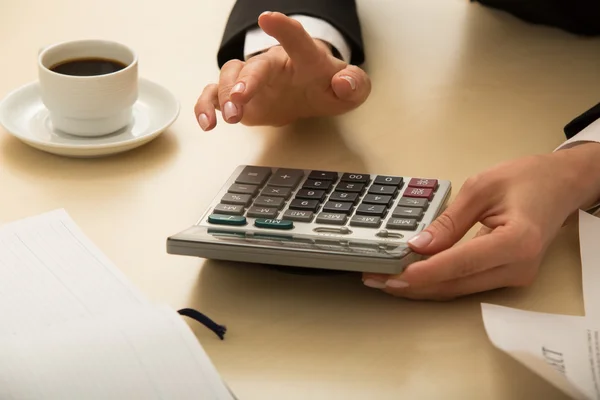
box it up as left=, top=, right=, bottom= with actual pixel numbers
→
left=331, top=66, right=371, bottom=106
left=408, top=187, right=486, bottom=255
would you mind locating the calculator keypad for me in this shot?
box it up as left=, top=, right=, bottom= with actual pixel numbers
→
left=209, top=167, right=446, bottom=234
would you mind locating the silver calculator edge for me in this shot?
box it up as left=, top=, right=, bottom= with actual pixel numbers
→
left=166, top=166, right=452, bottom=275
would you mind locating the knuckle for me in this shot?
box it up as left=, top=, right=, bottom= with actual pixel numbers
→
left=218, top=86, right=233, bottom=103
left=514, top=225, right=544, bottom=262
left=462, top=174, right=485, bottom=193
left=201, top=83, right=218, bottom=98
left=431, top=212, right=458, bottom=236
left=222, top=59, right=244, bottom=71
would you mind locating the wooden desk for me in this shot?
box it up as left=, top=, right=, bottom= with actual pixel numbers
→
left=1, top=0, right=598, bottom=398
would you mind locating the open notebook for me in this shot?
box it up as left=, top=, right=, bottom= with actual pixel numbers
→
left=0, top=209, right=235, bottom=400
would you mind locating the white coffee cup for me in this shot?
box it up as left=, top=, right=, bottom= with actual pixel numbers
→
left=38, top=39, right=138, bottom=137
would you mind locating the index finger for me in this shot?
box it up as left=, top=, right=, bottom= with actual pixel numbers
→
left=391, top=224, right=527, bottom=288
left=258, top=12, right=322, bottom=66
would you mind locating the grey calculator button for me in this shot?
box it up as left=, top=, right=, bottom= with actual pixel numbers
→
left=368, top=185, right=398, bottom=197
left=350, top=215, right=382, bottom=228
left=397, top=197, right=429, bottom=209
left=289, top=199, right=320, bottom=212
left=341, top=173, right=370, bottom=183
left=336, top=182, right=365, bottom=193
left=221, top=193, right=252, bottom=207
left=303, top=180, right=333, bottom=191
left=262, top=186, right=292, bottom=199
left=295, top=189, right=326, bottom=202
left=374, top=176, right=403, bottom=187
left=247, top=206, right=279, bottom=218
left=214, top=204, right=245, bottom=216
left=362, top=194, right=392, bottom=207
left=316, top=213, right=348, bottom=225
left=283, top=210, right=314, bottom=222
left=356, top=204, right=387, bottom=217
left=309, top=171, right=338, bottom=181
left=386, top=218, right=418, bottom=231
left=392, top=206, right=424, bottom=220
left=228, top=183, right=259, bottom=196
left=235, top=166, right=272, bottom=186
left=254, top=196, right=285, bottom=209
left=267, top=169, right=304, bottom=188
left=323, top=201, right=353, bottom=214
left=329, top=191, right=359, bottom=204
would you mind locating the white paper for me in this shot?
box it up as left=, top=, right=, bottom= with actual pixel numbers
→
left=0, top=210, right=234, bottom=400
left=482, top=211, right=600, bottom=400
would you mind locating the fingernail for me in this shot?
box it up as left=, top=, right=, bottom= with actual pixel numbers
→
left=364, top=279, right=387, bottom=289
left=385, top=279, right=410, bottom=289
left=341, top=76, right=356, bottom=90
left=197, top=113, right=210, bottom=131
left=408, top=231, right=433, bottom=248
left=231, top=82, right=246, bottom=96
left=260, top=11, right=273, bottom=17
left=223, top=102, right=238, bottom=122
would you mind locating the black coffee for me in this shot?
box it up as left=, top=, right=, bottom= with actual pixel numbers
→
left=49, top=57, right=127, bottom=76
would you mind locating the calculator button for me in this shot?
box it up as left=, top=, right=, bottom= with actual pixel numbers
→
left=397, top=197, right=429, bottom=210
left=323, top=201, right=354, bottom=214
left=289, top=199, right=320, bottom=212
left=408, top=178, right=438, bottom=189
left=247, top=206, right=279, bottom=218
left=283, top=210, right=314, bottom=222
left=228, top=183, right=259, bottom=196
left=356, top=204, right=387, bottom=217
left=295, top=189, right=326, bottom=202
left=262, top=186, right=292, bottom=199
left=350, top=215, right=382, bottom=228
left=303, top=180, right=333, bottom=191
left=214, top=204, right=245, bottom=216
left=362, top=194, right=393, bottom=207
left=316, top=213, right=348, bottom=225
left=404, top=187, right=434, bottom=200
left=309, top=171, right=338, bottom=181
left=336, top=182, right=365, bottom=193
left=392, top=206, right=424, bottom=220
left=235, top=166, right=272, bottom=186
left=368, top=185, right=398, bottom=197
left=386, top=218, right=418, bottom=230
left=221, top=193, right=252, bottom=207
left=267, top=169, right=304, bottom=188
left=340, top=173, right=370, bottom=184
left=253, top=196, right=285, bottom=209
left=374, top=176, right=403, bottom=187
left=329, top=191, right=359, bottom=204
left=254, top=219, right=294, bottom=230
left=208, top=214, right=247, bottom=226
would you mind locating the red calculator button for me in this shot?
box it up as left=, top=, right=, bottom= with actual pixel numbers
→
left=408, top=178, right=438, bottom=189
left=404, top=187, right=434, bottom=200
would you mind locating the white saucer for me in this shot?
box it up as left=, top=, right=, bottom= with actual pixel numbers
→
left=0, top=78, right=180, bottom=158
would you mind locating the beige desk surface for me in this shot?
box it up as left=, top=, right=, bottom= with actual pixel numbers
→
left=2, top=0, right=600, bottom=398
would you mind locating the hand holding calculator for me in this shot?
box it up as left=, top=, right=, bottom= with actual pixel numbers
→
left=167, top=166, right=451, bottom=274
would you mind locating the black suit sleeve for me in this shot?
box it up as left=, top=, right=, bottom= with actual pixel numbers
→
left=565, top=103, right=600, bottom=139
left=217, top=0, right=364, bottom=68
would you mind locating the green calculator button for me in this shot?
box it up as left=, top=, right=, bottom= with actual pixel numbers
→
left=254, top=219, right=294, bottom=230
left=208, top=214, right=247, bottom=226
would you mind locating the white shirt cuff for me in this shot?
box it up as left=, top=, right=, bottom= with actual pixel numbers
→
left=244, top=15, right=352, bottom=63
left=555, top=118, right=600, bottom=215
left=555, top=118, right=600, bottom=151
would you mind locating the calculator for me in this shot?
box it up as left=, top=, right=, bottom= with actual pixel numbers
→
left=167, top=166, right=451, bottom=274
